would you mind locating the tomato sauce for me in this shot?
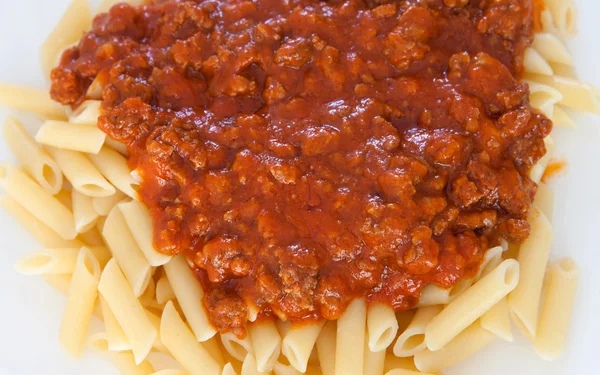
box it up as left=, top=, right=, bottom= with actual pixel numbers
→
left=50, top=0, right=551, bottom=337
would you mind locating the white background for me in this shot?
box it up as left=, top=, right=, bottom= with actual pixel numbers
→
left=0, top=0, right=599, bottom=374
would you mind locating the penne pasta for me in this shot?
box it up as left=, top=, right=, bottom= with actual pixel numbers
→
left=534, top=258, right=579, bottom=360
left=92, top=191, right=127, bottom=216
left=527, top=81, right=563, bottom=118
left=534, top=183, right=554, bottom=222
left=532, top=33, right=573, bottom=66
left=98, top=259, right=157, bottom=364
left=14, top=247, right=79, bottom=275
left=0, top=83, right=66, bottom=119
left=363, top=328, right=385, bottom=375
left=163, top=254, right=216, bottom=341
left=415, top=321, right=496, bottom=373
left=119, top=200, right=172, bottom=266
left=383, top=354, right=417, bottom=373
left=160, top=301, right=221, bottom=375
left=99, top=295, right=131, bottom=352
left=530, top=136, right=554, bottom=184
left=3, top=117, right=62, bottom=194
left=367, top=304, right=399, bottom=352
left=509, top=207, right=552, bottom=340
left=69, top=100, right=101, bottom=125
left=102, top=206, right=152, bottom=297
left=425, top=259, right=519, bottom=351
left=72, top=190, right=99, bottom=233
left=335, top=299, right=367, bottom=375
left=393, top=305, right=442, bottom=357
left=59, top=247, right=101, bottom=358
left=47, top=147, right=115, bottom=197
left=544, top=0, right=577, bottom=37
left=551, top=105, right=576, bottom=128
left=523, top=48, right=553, bottom=76
left=0, top=163, right=76, bottom=240
left=110, top=351, right=156, bottom=375
left=474, top=246, right=504, bottom=281
left=155, top=275, right=176, bottom=305
left=145, top=309, right=169, bottom=353
left=36, top=120, right=106, bottom=154
left=282, top=321, right=325, bottom=373
left=220, top=332, right=254, bottom=362
left=40, top=0, right=92, bottom=77
left=222, top=363, right=237, bottom=375
left=480, top=297, right=513, bottom=342
left=316, top=320, right=336, bottom=375
left=79, top=226, right=106, bottom=247
left=88, top=146, right=139, bottom=199
left=241, top=354, right=268, bottom=375
left=416, top=284, right=450, bottom=307
left=525, top=73, right=600, bottom=114
left=151, top=371, right=188, bottom=375
left=385, top=369, right=435, bottom=375
left=248, top=320, right=282, bottom=373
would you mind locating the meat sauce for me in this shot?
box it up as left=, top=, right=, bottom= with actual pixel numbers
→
left=50, top=0, right=551, bottom=337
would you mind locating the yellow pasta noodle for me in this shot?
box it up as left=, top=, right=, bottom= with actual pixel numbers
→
left=163, top=254, right=217, bottom=342
left=282, top=322, right=325, bottom=373
left=119, top=200, right=173, bottom=266
left=69, top=100, right=101, bottom=125
left=47, top=147, right=115, bottom=197
left=0, top=83, right=66, bottom=119
left=59, top=247, right=101, bottom=358
left=0, top=163, right=76, bottom=240
left=480, top=297, right=513, bottom=342
left=14, top=247, right=79, bottom=275
left=3, top=117, right=62, bottom=194
left=393, top=305, right=442, bottom=358
left=363, top=329, right=385, bottom=375
left=72, top=190, right=99, bottom=233
left=99, top=295, right=131, bottom=351
left=425, top=259, right=519, bottom=351
left=98, top=259, right=157, bottom=364
left=102, top=205, right=152, bottom=297
left=248, top=320, right=281, bottom=373
left=36, top=120, right=106, bottom=154
left=335, top=299, right=367, bottom=375
left=415, top=321, right=496, bottom=373
left=367, top=304, right=399, bottom=352
left=316, top=320, right=336, bottom=375
left=88, top=146, right=140, bottom=199
left=160, top=301, right=221, bottom=375
left=92, top=190, right=128, bottom=216
left=534, top=257, right=579, bottom=360
left=509, top=207, right=552, bottom=340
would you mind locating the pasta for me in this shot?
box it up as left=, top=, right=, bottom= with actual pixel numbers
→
left=92, top=191, right=128, bottom=216
left=334, top=299, right=367, bottom=375
left=46, top=147, right=115, bottom=197
left=393, top=305, right=442, bottom=357
left=118, top=200, right=173, bottom=266
left=367, top=304, right=399, bottom=352
left=0, top=83, right=66, bottom=120
left=480, top=297, right=513, bottom=342
left=248, top=321, right=282, bottom=373
left=414, top=321, right=496, bottom=373
left=0, top=163, right=77, bottom=240
left=363, top=329, right=385, bottom=375
left=425, top=259, right=520, bottom=351
left=87, top=146, right=140, bottom=199
left=163, top=254, right=216, bottom=342
left=160, top=301, right=221, bottom=375
left=509, top=207, right=553, bottom=339
left=59, top=247, right=101, bottom=358
left=544, top=0, right=577, bottom=37
left=102, top=205, right=152, bottom=297
left=3, top=117, right=62, bottom=194
left=220, top=332, right=254, bottom=362
left=534, top=258, right=580, bottom=360
left=241, top=354, right=267, bottom=375
left=14, top=247, right=79, bottom=275
left=39, top=0, right=92, bottom=77
left=36, top=120, right=106, bottom=154
left=72, top=190, right=100, bottom=233
left=99, top=295, right=131, bottom=352
left=98, top=259, right=157, bottom=364
left=69, top=100, right=101, bottom=125
left=282, top=322, right=325, bottom=373
left=155, top=275, right=176, bottom=305
left=315, top=321, right=336, bottom=375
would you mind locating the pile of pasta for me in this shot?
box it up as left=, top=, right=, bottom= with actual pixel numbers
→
left=0, top=0, right=595, bottom=374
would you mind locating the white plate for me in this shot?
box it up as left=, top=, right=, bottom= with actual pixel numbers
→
left=0, top=1, right=599, bottom=374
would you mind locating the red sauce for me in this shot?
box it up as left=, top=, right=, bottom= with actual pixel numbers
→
left=50, top=0, right=551, bottom=337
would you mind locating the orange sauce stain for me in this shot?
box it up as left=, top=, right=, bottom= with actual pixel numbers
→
left=532, top=0, right=546, bottom=32
left=542, top=160, right=567, bottom=183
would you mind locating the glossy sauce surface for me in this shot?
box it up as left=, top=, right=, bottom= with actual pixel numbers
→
left=50, top=0, right=551, bottom=336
